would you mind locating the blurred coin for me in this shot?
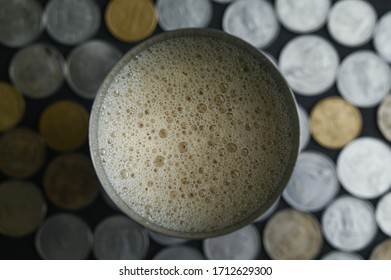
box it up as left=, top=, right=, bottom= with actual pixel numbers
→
left=376, top=192, right=391, bottom=237
left=9, top=44, right=65, bottom=99
left=310, top=96, right=362, bottom=149
left=279, top=35, right=339, bottom=96
left=39, top=100, right=89, bottom=152
left=0, top=180, right=46, bottom=237
left=283, top=151, right=339, bottom=212
left=321, top=251, right=363, bottom=260
left=322, top=195, right=377, bottom=252
left=43, top=153, right=100, bottom=210
left=337, top=50, right=391, bottom=108
left=377, top=94, right=391, bottom=143
left=45, top=0, right=100, bottom=45
left=0, top=0, right=43, bottom=47
left=153, top=245, right=205, bottom=260
left=148, top=230, right=188, bottom=246
left=223, top=0, right=279, bottom=49
left=327, top=0, right=377, bottom=47
left=0, top=82, right=25, bottom=132
left=276, top=0, right=330, bottom=34
left=297, top=103, right=310, bottom=151
left=93, top=215, right=149, bottom=260
left=374, top=11, right=391, bottom=63
left=65, top=40, right=122, bottom=99
left=157, top=0, right=212, bottom=31
left=0, top=128, right=46, bottom=178
left=105, top=0, right=157, bottom=42
left=337, top=137, right=391, bottom=199
left=263, top=209, right=322, bottom=260
left=203, top=224, right=261, bottom=260
left=370, top=239, right=391, bottom=260
left=35, top=213, right=92, bottom=260
left=254, top=197, right=280, bottom=223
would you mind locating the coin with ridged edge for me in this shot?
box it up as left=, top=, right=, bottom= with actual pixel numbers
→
left=0, top=82, right=25, bottom=132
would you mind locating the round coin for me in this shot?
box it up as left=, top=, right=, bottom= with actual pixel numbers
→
left=297, top=103, right=310, bottom=151
left=93, top=215, right=149, bottom=260
left=263, top=209, right=323, bottom=260
left=39, top=100, right=89, bottom=152
left=35, top=213, right=93, bottom=260
left=223, top=0, right=279, bottom=49
left=278, top=35, right=339, bottom=96
left=9, top=44, right=65, bottom=99
left=105, top=0, right=157, bottom=42
left=0, top=180, right=46, bottom=237
left=377, top=94, right=391, bottom=143
left=321, top=251, right=363, bottom=260
left=0, top=82, right=25, bottom=132
left=310, top=96, right=362, bottom=149
left=337, top=137, right=391, bottom=199
left=43, top=153, right=100, bottom=210
left=276, top=0, right=330, bottom=34
left=153, top=246, right=205, bottom=260
left=0, top=128, right=46, bottom=178
left=322, top=195, right=377, bottom=252
left=65, top=40, right=122, bottom=99
left=148, top=230, right=188, bottom=246
left=45, top=0, right=100, bottom=45
left=370, top=239, right=391, bottom=260
left=376, top=192, right=391, bottom=237
left=327, top=0, right=377, bottom=47
left=374, top=11, right=391, bottom=63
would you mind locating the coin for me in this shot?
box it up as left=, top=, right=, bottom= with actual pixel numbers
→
left=275, top=0, right=330, bottom=34
left=203, top=224, right=261, bottom=260
left=278, top=35, right=339, bottom=96
left=223, top=0, right=279, bottom=49
left=254, top=197, right=280, bottom=223
left=43, top=153, right=100, bottom=210
left=45, top=0, right=100, bottom=45
left=263, top=209, right=323, bottom=260
left=0, top=82, right=25, bottom=132
left=35, top=213, right=93, bottom=260
left=148, top=230, right=188, bottom=246
left=65, top=40, right=122, bottom=100
left=0, top=180, right=46, bottom=237
left=93, top=215, right=149, bottom=260
left=327, top=0, right=377, bottom=47
left=337, top=137, right=391, bottom=199
left=321, top=251, right=362, bottom=260
left=370, top=239, right=391, bottom=260
left=105, top=0, right=157, bottom=43
left=0, top=128, right=46, bottom=178
left=377, top=94, right=391, bottom=143
left=376, top=192, right=391, bottom=237
left=153, top=246, right=205, bottom=260
left=297, top=103, right=310, bottom=151
left=39, top=100, right=89, bottom=152
left=282, top=151, right=339, bottom=212
left=310, top=96, right=362, bottom=149
left=337, top=50, right=391, bottom=108
left=157, top=0, right=212, bottom=31
left=374, top=11, right=391, bottom=63
left=322, top=195, right=377, bottom=252
left=0, top=0, right=44, bottom=47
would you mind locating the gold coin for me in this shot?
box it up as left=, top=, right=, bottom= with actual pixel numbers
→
left=0, top=128, right=46, bottom=178
left=0, top=81, right=25, bottom=132
left=43, top=153, right=100, bottom=210
left=39, top=100, right=89, bottom=152
left=310, top=96, right=362, bottom=149
left=0, top=180, right=47, bottom=237
left=105, top=0, right=157, bottom=42
left=370, top=239, right=391, bottom=260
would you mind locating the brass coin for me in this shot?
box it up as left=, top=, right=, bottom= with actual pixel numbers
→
left=39, top=100, right=89, bottom=152
left=370, top=239, right=391, bottom=260
left=310, top=96, right=362, bottom=149
left=0, top=81, right=25, bottom=132
left=0, top=180, right=47, bottom=237
left=0, top=128, right=46, bottom=178
left=378, top=94, right=391, bottom=142
left=105, top=0, right=157, bottom=42
left=43, top=153, right=100, bottom=210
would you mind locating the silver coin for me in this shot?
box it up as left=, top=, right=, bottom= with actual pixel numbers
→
left=370, top=239, right=391, bottom=260
left=157, top=0, right=213, bottom=31
left=276, top=0, right=330, bottom=34
left=9, top=44, right=65, bottom=99
left=321, top=251, right=363, bottom=260
left=254, top=197, right=280, bottom=223
left=297, top=103, right=310, bottom=152
left=283, top=151, right=339, bottom=212
left=93, top=215, right=149, bottom=260
left=337, top=137, right=391, bottom=199
left=153, top=245, right=205, bottom=260
left=35, top=213, right=93, bottom=260
left=278, top=35, right=339, bottom=96
left=374, top=11, right=391, bottom=63
left=203, top=224, right=261, bottom=260
left=222, top=0, right=280, bottom=49
left=376, top=192, right=391, bottom=237
left=377, top=94, right=391, bottom=143
left=65, top=40, right=122, bottom=100
left=0, top=0, right=44, bottom=47
left=44, top=0, right=100, bottom=45
left=327, top=0, right=377, bottom=47
left=148, top=230, right=188, bottom=246
left=321, top=195, right=377, bottom=252
left=337, top=51, right=391, bottom=108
